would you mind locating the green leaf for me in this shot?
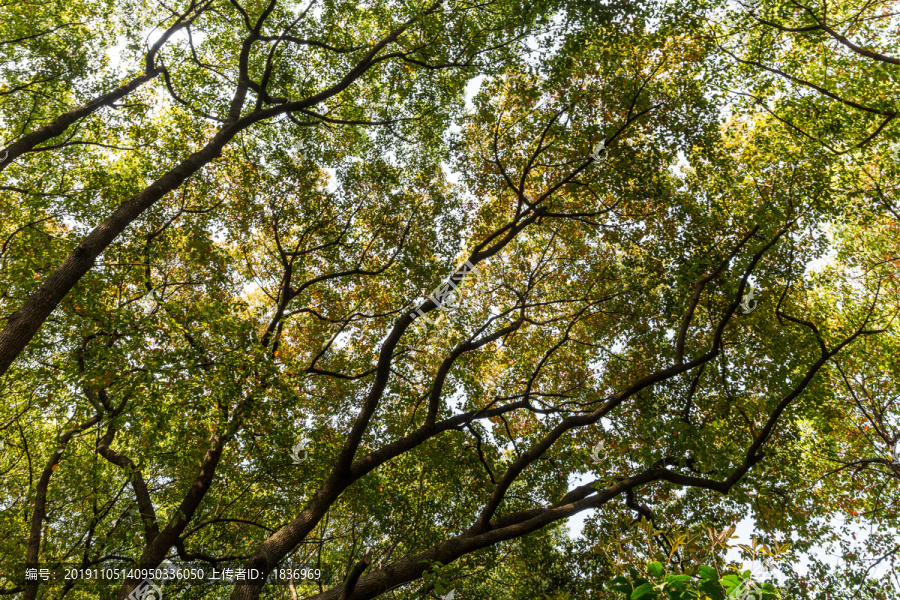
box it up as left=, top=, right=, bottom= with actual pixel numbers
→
left=609, top=576, right=634, bottom=594
left=631, top=582, right=656, bottom=599
left=648, top=561, right=665, bottom=578
left=699, top=580, right=726, bottom=600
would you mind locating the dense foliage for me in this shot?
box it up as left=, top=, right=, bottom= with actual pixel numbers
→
left=1, top=0, right=899, bottom=598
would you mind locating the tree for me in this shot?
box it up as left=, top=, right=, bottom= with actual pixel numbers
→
left=1, top=0, right=899, bottom=599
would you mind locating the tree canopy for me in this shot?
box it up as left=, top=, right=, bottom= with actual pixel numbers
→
left=1, top=0, right=899, bottom=598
